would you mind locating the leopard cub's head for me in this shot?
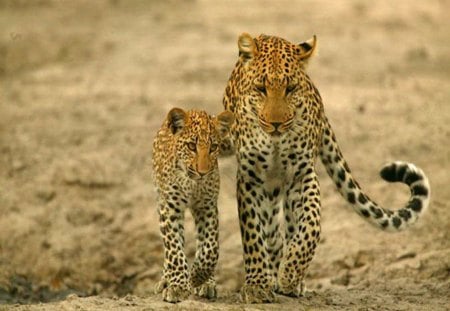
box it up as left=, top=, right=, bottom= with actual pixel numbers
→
left=166, top=108, right=234, bottom=180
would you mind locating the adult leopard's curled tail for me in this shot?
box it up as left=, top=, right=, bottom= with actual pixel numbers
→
left=319, top=120, right=430, bottom=231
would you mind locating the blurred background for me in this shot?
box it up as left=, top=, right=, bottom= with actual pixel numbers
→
left=0, top=0, right=449, bottom=308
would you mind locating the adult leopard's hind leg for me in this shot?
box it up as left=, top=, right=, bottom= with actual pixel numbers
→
left=189, top=198, right=219, bottom=298
left=278, top=167, right=321, bottom=297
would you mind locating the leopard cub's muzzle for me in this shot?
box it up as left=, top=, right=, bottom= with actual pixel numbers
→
left=187, top=145, right=214, bottom=179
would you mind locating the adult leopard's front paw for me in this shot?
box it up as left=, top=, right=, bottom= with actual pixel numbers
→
left=193, top=278, right=217, bottom=299
left=276, top=279, right=306, bottom=298
left=240, top=283, right=276, bottom=304
left=277, top=260, right=306, bottom=298
left=162, top=284, right=191, bottom=303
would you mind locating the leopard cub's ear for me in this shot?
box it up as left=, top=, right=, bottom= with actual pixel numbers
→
left=215, top=111, right=235, bottom=137
left=298, top=35, right=318, bottom=63
left=167, top=107, right=186, bottom=134
left=238, top=33, right=258, bottom=64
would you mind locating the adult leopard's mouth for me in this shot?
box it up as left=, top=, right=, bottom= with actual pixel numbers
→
left=258, top=117, right=293, bottom=135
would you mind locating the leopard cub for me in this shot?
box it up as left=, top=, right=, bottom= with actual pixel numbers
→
left=152, top=107, right=234, bottom=303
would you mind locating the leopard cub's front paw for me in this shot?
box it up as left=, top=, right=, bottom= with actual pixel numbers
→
left=154, top=277, right=167, bottom=294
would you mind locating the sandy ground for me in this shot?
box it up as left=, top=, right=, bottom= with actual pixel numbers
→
left=1, top=0, right=449, bottom=310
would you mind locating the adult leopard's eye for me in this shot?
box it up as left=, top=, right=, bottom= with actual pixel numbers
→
left=285, top=84, right=297, bottom=96
left=187, top=142, right=196, bottom=151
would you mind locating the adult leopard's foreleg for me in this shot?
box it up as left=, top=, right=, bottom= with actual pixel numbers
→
left=259, top=188, right=284, bottom=290
left=236, top=172, right=276, bottom=303
left=278, top=167, right=321, bottom=297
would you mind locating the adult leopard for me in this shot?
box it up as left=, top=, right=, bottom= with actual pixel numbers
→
left=152, top=108, right=234, bottom=302
left=222, top=33, right=430, bottom=303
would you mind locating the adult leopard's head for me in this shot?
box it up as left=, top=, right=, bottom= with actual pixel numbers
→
left=167, top=108, right=234, bottom=180
left=236, top=33, right=317, bottom=135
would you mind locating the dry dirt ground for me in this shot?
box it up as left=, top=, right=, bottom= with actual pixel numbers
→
left=1, top=0, right=449, bottom=310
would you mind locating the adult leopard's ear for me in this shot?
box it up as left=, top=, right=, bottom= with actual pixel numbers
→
left=215, top=110, right=235, bottom=136
left=167, top=107, right=186, bottom=134
left=298, top=35, right=318, bottom=62
left=238, top=33, right=258, bottom=64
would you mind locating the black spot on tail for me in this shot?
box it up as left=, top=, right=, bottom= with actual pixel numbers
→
left=412, top=184, right=428, bottom=196
left=369, top=205, right=384, bottom=219
left=380, top=163, right=406, bottom=182
left=404, top=170, right=423, bottom=186
left=358, top=193, right=368, bottom=204
left=347, top=192, right=356, bottom=204
left=348, top=179, right=356, bottom=189
left=379, top=163, right=396, bottom=182
left=398, top=209, right=412, bottom=221
left=407, top=198, right=423, bottom=212
left=338, top=168, right=346, bottom=182
left=392, top=217, right=402, bottom=228
left=361, top=209, right=370, bottom=218
left=343, top=161, right=351, bottom=173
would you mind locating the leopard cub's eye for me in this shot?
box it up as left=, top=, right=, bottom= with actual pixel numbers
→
left=255, top=84, right=267, bottom=96
left=210, top=143, right=219, bottom=152
left=187, top=142, right=196, bottom=151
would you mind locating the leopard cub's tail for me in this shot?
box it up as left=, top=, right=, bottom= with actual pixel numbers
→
left=320, top=122, right=430, bottom=231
